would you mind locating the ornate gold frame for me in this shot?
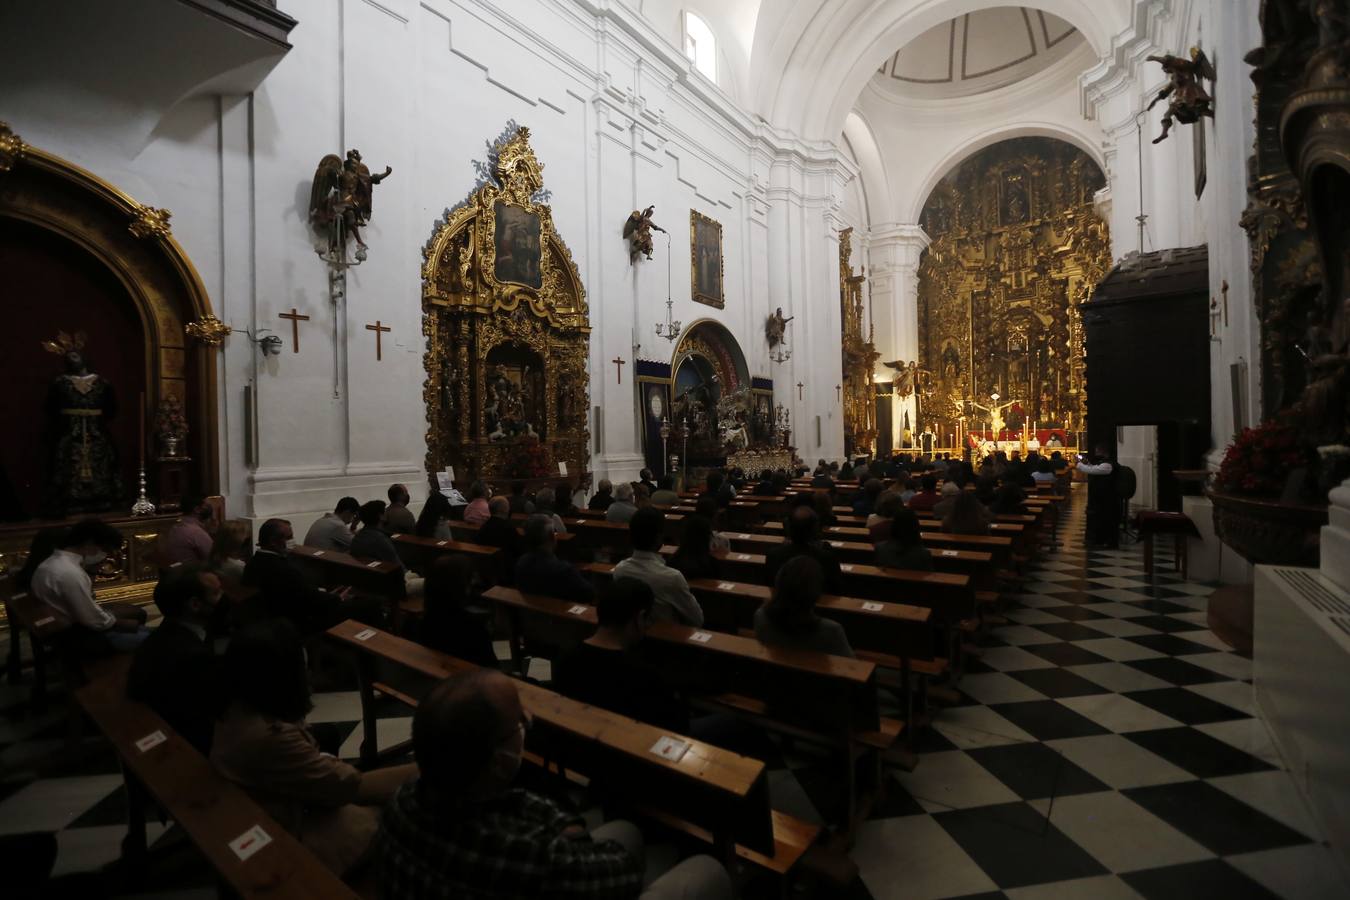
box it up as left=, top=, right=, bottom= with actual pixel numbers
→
left=689, top=209, right=725, bottom=309
left=422, top=127, right=590, bottom=483
left=0, top=121, right=221, bottom=494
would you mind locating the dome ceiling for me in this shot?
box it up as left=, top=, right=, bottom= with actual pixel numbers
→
left=873, top=7, right=1084, bottom=100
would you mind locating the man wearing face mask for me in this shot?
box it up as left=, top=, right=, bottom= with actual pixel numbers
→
left=30, top=519, right=149, bottom=652
left=159, top=493, right=215, bottom=567
left=376, top=669, right=733, bottom=900
left=127, top=564, right=225, bottom=752
left=242, top=518, right=369, bottom=635
left=384, top=483, right=417, bottom=535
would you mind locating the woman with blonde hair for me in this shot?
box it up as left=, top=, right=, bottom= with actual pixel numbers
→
left=209, top=520, right=251, bottom=583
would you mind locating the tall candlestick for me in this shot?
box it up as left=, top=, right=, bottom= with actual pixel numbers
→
left=138, top=391, right=146, bottom=465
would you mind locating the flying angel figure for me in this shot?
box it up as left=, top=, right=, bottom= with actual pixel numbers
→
left=1145, top=48, right=1216, bottom=144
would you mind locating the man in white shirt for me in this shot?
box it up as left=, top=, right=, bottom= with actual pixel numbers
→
left=31, top=519, right=149, bottom=652
left=613, top=507, right=704, bottom=626
left=303, top=496, right=360, bottom=551
left=1076, top=445, right=1119, bottom=548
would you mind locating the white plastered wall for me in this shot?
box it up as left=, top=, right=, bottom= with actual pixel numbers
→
left=2, top=0, right=851, bottom=535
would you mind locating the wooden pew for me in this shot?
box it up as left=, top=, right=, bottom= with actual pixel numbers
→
left=580, top=564, right=944, bottom=726
left=289, top=545, right=404, bottom=599
left=480, top=588, right=899, bottom=832
left=324, top=619, right=818, bottom=874
left=3, top=584, right=74, bottom=711
left=72, top=655, right=360, bottom=899
left=391, top=533, right=503, bottom=582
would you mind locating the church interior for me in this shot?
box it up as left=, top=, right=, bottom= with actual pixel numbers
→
left=1, top=0, right=1349, bottom=897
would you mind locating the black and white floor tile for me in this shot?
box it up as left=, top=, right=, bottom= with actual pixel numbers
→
left=1, top=489, right=1346, bottom=897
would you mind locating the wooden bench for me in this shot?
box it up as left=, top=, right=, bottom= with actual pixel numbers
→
left=324, top=619, right=818, bottom=874
left=480, top=589, right=899, bottom=833
left=3, top=584, right=74, bottom=711
left=581, top=564, right=944, bottom=729
left=73, top=655, right=359, bottom=899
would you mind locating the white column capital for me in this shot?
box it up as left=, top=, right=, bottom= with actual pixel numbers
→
left=868, top=223, right=930, bottom=275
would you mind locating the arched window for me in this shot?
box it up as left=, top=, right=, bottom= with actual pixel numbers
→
left=683, top=11, right=717, bottom=82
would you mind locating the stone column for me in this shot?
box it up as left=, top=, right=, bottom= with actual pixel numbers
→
left=867, top=224, right=929, bottom=448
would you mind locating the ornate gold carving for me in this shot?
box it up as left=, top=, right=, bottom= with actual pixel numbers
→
left=0, top=121, right=26, bottom=173
left=129, top=204, right=173, bottom=240
left=916, top=138, right=1110, bottom=442
left=422, top=125, right=590, bottom=484
left=840, top=227, right=879, bottom=456
left=185, top=314, right=233, bottom=346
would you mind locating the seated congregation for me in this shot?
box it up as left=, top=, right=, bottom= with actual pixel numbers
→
left=6, top=453, right=1071, bottom=897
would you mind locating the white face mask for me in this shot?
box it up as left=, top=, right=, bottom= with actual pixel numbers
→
left=284, top=539, right=296, bottom=551
left=83, top=551, right=107, bottom=567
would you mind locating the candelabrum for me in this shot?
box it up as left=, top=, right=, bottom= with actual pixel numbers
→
left=655, top=298, right=681, bottom=342
left=654, top=232, right=681, bottom=342
left=130, top=464, right=157, bottom=516
left=659, top=416, right=672, bottom=475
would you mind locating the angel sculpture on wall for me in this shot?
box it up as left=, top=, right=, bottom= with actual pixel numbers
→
left=623, top=206, right=666, bottom=264
left=309, top=149, right=393, bottom=260
left=765, top=307, right=794, bottom=348
left=1145, top=48, right=1216, bottom=143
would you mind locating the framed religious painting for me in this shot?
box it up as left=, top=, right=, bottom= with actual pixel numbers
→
left=493, top=200, right=543, bottom=289
left=690, top=210, right=724, bottom=309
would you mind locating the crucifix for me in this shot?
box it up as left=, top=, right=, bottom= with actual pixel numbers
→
left=613, top=356, right=626, bottom=384
left=796, top=382, right=804, bottom=401
left=365, top=320, right=391, bottom=361
left=278, top=308, right=310, bottom=353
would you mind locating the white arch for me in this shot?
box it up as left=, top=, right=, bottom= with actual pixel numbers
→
left=904, top=120, right=1107, bottom=222
left=842, top=109, right=894, bottom=225
left=749, top=0, right=1129, bottom=141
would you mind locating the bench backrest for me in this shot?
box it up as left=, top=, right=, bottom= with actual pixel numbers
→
left=74, top=656, right=358, bottom=899
left=289, top=545, right=404, bottom=597
left=325, top=619, right=774, bottom=856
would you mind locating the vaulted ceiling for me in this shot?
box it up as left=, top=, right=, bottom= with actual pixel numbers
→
left=873, top=7, right=1084, bottom=99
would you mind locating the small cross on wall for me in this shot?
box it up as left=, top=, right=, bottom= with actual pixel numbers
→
left=278, top=308, right=310, bottom=353
left=613, top=356, right=626, bottom=384
left=796, top=382, right=804, bottom=401
left=365, top=320, right=391, bottom=361
left=835, top=384, right=842, bottom=401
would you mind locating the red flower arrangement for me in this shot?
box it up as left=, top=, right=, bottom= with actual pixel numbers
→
left=1214, top=416, right=1309, bottom=496
left=507, top=434, right=552, bottom=478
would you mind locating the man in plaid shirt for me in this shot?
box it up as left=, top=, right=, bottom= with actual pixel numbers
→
left=375, top=669, right=732, bottom=899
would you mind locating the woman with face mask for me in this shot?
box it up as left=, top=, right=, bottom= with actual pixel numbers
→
left=211, top=619, right=417, bottom=877
left=29, top=519, right=149, bottom=653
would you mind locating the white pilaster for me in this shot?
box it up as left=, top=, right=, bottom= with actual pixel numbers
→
left=868, top=223, right=929, bottom=446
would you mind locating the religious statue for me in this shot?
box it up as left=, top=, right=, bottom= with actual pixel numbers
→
left=1145, top=48, right=1216, bottom=143
left=622, top=205, right=666, bottom=264
left=309, top=149, right=392, bottom=257
left=42, top=332, right=123, bottom=515
left=765, top=307, right=794, bottom=348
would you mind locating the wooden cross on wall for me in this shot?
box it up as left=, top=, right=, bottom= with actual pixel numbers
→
left=278, top=308, right=310, bottom=353
left=365, top=320, right=391, bottom=361
left=613, top=356, right=626, bottom=384
left=796, top=382, right=804, bottom=401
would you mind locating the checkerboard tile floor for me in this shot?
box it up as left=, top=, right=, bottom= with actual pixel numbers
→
left=1, top=488, right=1346, bottom=897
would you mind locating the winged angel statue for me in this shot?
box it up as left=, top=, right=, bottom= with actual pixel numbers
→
left=309, top=149, right=392, bottom=261
left=1145, top=48, right=1216, bottom=143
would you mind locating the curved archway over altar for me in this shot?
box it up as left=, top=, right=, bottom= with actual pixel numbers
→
left=0, top=121, right=221, bottom=513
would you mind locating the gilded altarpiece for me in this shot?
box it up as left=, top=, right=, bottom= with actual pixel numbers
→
left=421, top=127, right=590, bottom=483
left=916, top=138, right=1110, bottom=442
left=839, top=228, right=879, bottom=456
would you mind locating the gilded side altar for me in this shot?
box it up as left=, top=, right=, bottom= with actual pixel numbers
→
left=422, top=126, right=590, bottom=484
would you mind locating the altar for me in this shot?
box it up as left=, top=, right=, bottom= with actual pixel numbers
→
left=422, top=127, right=591, bottom=487
left=727, top=448, right=794, bottom=474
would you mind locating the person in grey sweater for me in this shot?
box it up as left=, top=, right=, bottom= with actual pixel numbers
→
left=753, top=556, right=854, bottom=658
